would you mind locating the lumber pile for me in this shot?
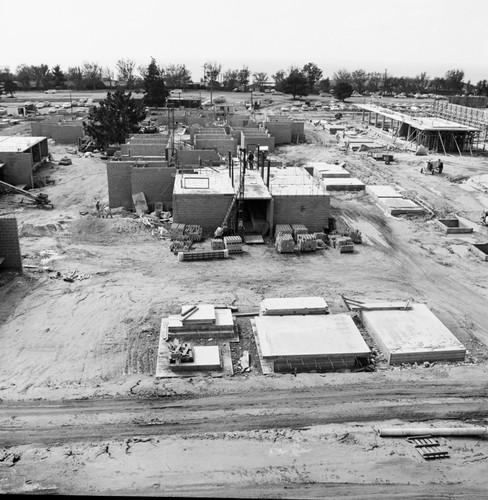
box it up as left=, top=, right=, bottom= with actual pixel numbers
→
left=224, top=235, right=243, bottom=254
left=168, top=338, right=194, bottom=365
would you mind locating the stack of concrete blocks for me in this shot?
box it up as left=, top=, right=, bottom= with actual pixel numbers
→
left=223, top=235, right=243, bottom=254
left=211, top=239, right=225, bottom=250
left=292, top=224, right=308, bottom=241
left=275, top=224, right=293, bottom=239
left=275, top=233, right=295, bottom=253
left=184, top=224, right=202, bottom=242
left=0, top=218, right=23, bottom=272
left=170, top=223, right=186, bottom=239
left=166, top=304, right=235, bottom=338
left=178, top=249, right=229, bottom=261
left=297, top=234, right=317, bottom=252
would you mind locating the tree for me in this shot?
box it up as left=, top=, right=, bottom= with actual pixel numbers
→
left=282, top=68, right=309, bottom=98
left=302, top=62, right=323, bottom=93
left=333, top=68, right=352, bottom=84
left=16, top=64, right=32, bottom=89
left=31, top=64, right=51, bottom=89
left=103, top=67, right=115, bottom=88
left=3, top=78, right=18, bottom=97
left=272, top=69, right=286, bottom=92
left=82, top=62, right=104, bottom=90
left=116, top=58, right=137, bottom=89
left=83, top=89, right=146, bottom=149
left=318, top=78, right=330, bottom=93
left=414, top=72, right=429, bottom=93
left=429, top=77, right=445, bottom=93
left=67, top=66, right=84, bottom=90
left=252, top=72, right=268, bottom=90
left=143, top=57, right=168, bottom=107
left=332, top=81, right=353, bottom=101
left=444, top=69, right=464, bottom=94
left=475, top=80, right=488, bottom=97
left=52, top=65, right=66, bottom=88
left=203, top=61, right=222, bottom=87
left=237, top=67, right=250, bottom=89
left=164, top=64, right=192, bottom=88
left=222, top=69, right=239, bottom=90
left=351, top=69, right=367, bottom=94
left=365, top=72, right=383, bottom=93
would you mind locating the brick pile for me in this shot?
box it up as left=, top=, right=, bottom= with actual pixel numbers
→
left=211, top=239, right=225, bottom=250
left=292, top=224, right=308, bottom=241
left=184, top=224, right=203, bottom=242
left=297, top=234, right=317, bottom=252
left=275, top=233, right=295, bottom=253
left=223, top=235, right=243, bottom=254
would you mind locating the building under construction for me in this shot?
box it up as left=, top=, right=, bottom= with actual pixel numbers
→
left=356, top=102, right=485, bottom=154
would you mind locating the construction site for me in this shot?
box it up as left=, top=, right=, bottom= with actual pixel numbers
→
left=1, top=89, right=488, bottom=497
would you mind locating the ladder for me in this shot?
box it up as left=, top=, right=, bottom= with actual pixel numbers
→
left=221, top=172, right=244, bottom=227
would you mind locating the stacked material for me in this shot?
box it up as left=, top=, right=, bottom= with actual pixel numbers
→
left=178, top=249, right=229, bottom=261
left=275, top=224, right=292, bottom=238
left=184, top=224, right=203, bottom=242
left=260, top=296, right=329, bottom=316
left=276, top=233, right=295, bottom=253
left=166, top=304, right=235, bottom=338
left=170, top=223, right=186, bottom=239
left=223, top=235, right=243, bottom=253
left=211, top=238, right=225, bottom=250
left=297, top=234, right=317, bottom=252
left=314, top=232, right=328, bottom=242
left=292, top=224, right=308, bottom=241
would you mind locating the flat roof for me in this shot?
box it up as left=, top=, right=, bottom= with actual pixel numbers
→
left=269, top=166, right=329, bottom=196
left=173, top=167, right=235, bottom=195
left=255, top=314, right=370, bottom=358
left=0, top=136, right=47, bottom=152
left=241, top=170, right=272, bottom=199
left=356, top=103, right=479, bottom=132
left=260, top=296, right=329, bottom=315
left=361, top=304, right=466, bottom=364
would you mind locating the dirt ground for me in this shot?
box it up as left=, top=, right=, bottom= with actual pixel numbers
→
left=1, top=101, right=488, bottom=497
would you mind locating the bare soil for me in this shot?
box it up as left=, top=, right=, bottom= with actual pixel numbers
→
left=1, top=104, right=488, bottom=497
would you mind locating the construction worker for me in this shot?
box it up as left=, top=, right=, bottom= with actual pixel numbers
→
left=214, top=226, right=224, bottom=239
left=248, top=151, right=254, bottom=169
left=104, top=205, right=113, bottom=219
left=437, top=159, right=443, bottom=173
left=96, top=200, right=101, bottom=218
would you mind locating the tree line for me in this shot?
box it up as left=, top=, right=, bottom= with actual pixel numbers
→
left=0, top=58, right=485, bottom=100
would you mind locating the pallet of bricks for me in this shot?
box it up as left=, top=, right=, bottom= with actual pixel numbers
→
left=223, top=235, right=243, bottom=254
left=275, top=224, right=294, bottom=253
left=297, top=233, right=317, bottom=252
left=184, top=224, right=202, bottom=242
left=211, top=238, right=225, bottom=250
left=170, top=223, right=192, bottom=253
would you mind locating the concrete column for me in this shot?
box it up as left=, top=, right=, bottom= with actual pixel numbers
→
left=374, top=112, right=378, bottom=127
left=267, top=199, right=274, bottom=237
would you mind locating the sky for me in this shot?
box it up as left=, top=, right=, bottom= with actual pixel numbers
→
left=3, top=0, right=488, bottom=83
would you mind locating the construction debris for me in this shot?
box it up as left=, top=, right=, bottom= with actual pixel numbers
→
left=168, top=338, right=194, bottom=365
left=406, top=436, right=450, bottom=460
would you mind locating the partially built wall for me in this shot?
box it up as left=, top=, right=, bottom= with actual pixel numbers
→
left=176, top=149, right=221, bottom=166
left=0, top=217, right=23, bottom=272
left=31, top=121, right=85, bottom=144
left=107, top=161, right=176, bottom=210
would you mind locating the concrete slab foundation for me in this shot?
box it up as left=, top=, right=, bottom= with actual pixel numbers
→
left=321, top=177, right=366, bottom=191
left=437, top=218, right=474, bottom=234
left=366, top=185, right=403, bottom=201
left=376, top=197, right=425, bottom=216
left=360, top=303, right=466, bottom=365
left=169, top=346, right=222, bottom=372
left=471, top=243, right=488, bottom=261
left=253, top=314, right=371, bottom=373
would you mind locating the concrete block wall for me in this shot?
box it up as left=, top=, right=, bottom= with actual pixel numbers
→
left=177, top=150, right=221, bottom=166
left=31, top=122, right=84, bottom=144
left=194, top=137, right=236, bottom=155
left=120, top=143, right=167, bottom=156
left=187, top=116, right=212, bottom=127
left=272, top=195, right=330, bottom=232
left=130, top=167, right=176, bottom=209
left=107, top=163, right=132, bottom=209
left=242, top=135, right=275, bottom=153
left=0, top=152, right=33, bottom=187
left=266, top=122, right=292, bottom=145
left=0, top=218, right=23, bottom=272
left=172, top=193, right=233, bottom=233
left=291, top=121, right=305, bottom=142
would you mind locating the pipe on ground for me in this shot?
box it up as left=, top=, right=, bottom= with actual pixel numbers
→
left=380, top=427, right=488, bottom=437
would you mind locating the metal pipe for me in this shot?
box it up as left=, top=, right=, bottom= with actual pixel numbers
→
left=266, top=159, right=271, bottom=188
left=380, top=427, right=488, bottom=437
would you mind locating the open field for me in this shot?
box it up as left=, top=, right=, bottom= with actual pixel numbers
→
left=1, top=103, right=488, bottom=497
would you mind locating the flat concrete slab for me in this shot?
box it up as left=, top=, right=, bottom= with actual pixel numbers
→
left=254, top=314, right=370, bottom=358
left=309, top=162, right=351, bottom=179
left=260, top=297, right=329, bottom=316
left=360, top=303, right=466, bottom=365
left=321, top=177, right=365, bottom=191
left=366, top=185, right=403, bottom=201
left=170, top=346, right=222, bottom=372
left=377, top=197, right=425, bottom=216
left=166, top=308, right=235, bottom=338
left=436, top=218, right=474, bottom=234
